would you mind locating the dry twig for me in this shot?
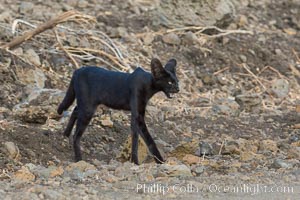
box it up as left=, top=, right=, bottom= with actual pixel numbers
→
left=241, top=63, right=267, bottom=91
left=1, top=10, right=95, bottom=50
left=53, top=29, right=79, bottom=68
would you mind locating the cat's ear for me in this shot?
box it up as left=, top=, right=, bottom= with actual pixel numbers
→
left=151, top=58, right=167, bottom=79
left=164, top=59, right=177, bottom=74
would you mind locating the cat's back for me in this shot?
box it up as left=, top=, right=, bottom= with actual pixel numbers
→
left=74, top=66, right=130, bottom=81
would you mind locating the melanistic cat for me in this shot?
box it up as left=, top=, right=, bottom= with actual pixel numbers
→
left=57, top=58, right=179, bottom=164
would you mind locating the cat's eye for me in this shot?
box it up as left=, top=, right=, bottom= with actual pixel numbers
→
left=168, top=81, right=173, bottom=85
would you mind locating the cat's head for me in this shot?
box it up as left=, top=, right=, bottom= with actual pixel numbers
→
left=151, top=58, right=179, bottom=98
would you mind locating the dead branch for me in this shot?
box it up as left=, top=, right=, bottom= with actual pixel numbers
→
left=65, top=47, right=130, bottom=71
left=213, top=66, right=230, bottom=75
left=53, top=29, right=79, bottom=68
left=1, top=10, right=95, bottom=50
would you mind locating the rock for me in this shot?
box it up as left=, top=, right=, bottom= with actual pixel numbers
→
left=236, top=138, right=259, bottom=153
left=182, top=154, right=200, bottom=165
left=162, top=33, right=181, bottom=45
left=139, top=173, right=155, bottom=182
left=239, top=152, right=253, bottom=161
left=143, top=33, right=155, bottom=45
left=239, top=54, right=247, bottom=63
left=153, top=0, right=247, bottom=27
left=0, top=11, right=12, bottom=22
left=114, top=162, right=135, bottom=179
left=212, top=98, right=240, bottom=116
left=158, top=164, right=192, bottom=177
left=3, top=142, right=19, bottom=160
left=117, top=136, right=148, bottom=163
left=110, top=27, right=128, bottom=38
left=221, top=141, right=240, bottom=155
left=24, top=49, right=41, bottom=66
left=235, top=94, right=262, bottom=112
left=191, top=165, right=205, bottom=175
left=64, top=161, right=97, bottom=181
left=202, top=74, right=216, bottom=85
left=32, top=166, right=64, bottom=179
left=13, top=89, right=65, bottom=124
left=199, top=141, right=213, bottom=155
left=275, top=49, right=283, bottom=56
left=65, top=161, right=96, bottom=172
left=259, top=140, right=278, bottom=154
left=238, top=15, right=248, bottom=27
left=77, top=0, right=88, bottom=8
left=100, top=117, right=114, bottom=128
left=287, top=148, right=300, bottom=159
left=283, top=28, right=297, bottom=35
left=182, top=32, right=198, bottom=45
left=169, top=139, right=198, bottom=159
left=270, top=79, right=290, bottom=98
left=15, top=67, right=46, bottom=89
left=271, top=159, right=293, bottom=169
left=13, top=167, right=35, bottom=182
left=103, top=174, right=119, bottom=183
left=19, top=2, right=34, bottom=14
left=42, top=189, right=65, bottom=200
left=0, top=107, right=11, bottom=119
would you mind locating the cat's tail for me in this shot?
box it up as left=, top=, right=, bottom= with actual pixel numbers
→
left=57, top=74, right=76, bottom=115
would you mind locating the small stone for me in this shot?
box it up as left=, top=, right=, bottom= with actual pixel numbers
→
left=13, top=167, right=35, bottom=182
left=235, top=94, right=262, bottom=112
left=202, top=74, right=215, bottom=85
left=110, top=27, right=128, bottom=38
left=271, top=159, right=293, bottom=169
left=212, top=99, right=240, bottom=116
left=287, top=148, right=300, bottom=159
left=42, top=189, right=65, bottom=200
left=100, top=118, right=114, bottom=128
left=143, top=33, right=155, bottom=45
left=199, top=141, right=213, bottom=155
left=77, top=0, right=88, bottom=8
left=24, top=49, right=41, bottom=66
left=238, top=15, right=248, bottom=27
left=239, top=55, right=247, bottom=63
left=191, top=165, right=205, bottom=175
left=103, top=174, right=119, bottom=183
left=65, top=161, right=96, bottom=172
left=19, top=2, right=34, bottom=14
left=182, top=31, right=198, bottom=45
left=162, top=33, right=181, bottom=45
left=117, top=136, right=148, bottom=163
left=139, top=173, right=155, bottom=182
left=3, top=142, right=19, bottom=159
left=13, top=89, right=64, bottom=124
left=0, top=11, right=12, bottom=22
left=275, top=49, right=283, bottom=56
left=33, top=166, right=64, bottom=179
left=182, top=154, right=200, bottom=165
left=222, top=141, right=240, bottom=155
left=270, top=79, right=290, bottom=98
left=240, top=151, right=257, bottom=161
left=283, top=28, right=297, bottom=35
left=159, top=164, right=192, bottom=177
left=259, top=139, right=278, bottom=153
left=169, top=139, right=199, bottom=159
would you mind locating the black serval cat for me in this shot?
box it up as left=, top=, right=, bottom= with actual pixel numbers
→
left=57, top=58, right=179, bottom=164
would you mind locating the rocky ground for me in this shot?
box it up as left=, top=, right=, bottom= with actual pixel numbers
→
left=1, top=0, right=300, bottom=199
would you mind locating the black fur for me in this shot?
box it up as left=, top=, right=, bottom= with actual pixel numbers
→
left=57, top=58, right=179, bottom=164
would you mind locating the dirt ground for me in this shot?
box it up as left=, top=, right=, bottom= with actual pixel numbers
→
left=0, top=0, right=300, bottom=199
